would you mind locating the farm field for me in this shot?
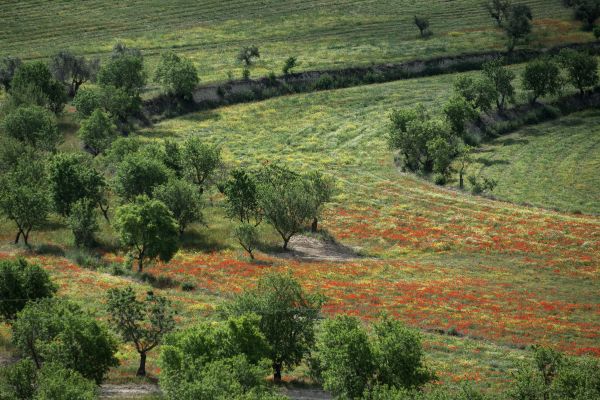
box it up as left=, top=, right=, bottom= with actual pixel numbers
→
left=0, top=0, right=590, bottom=83
left=463, top=110, right=600, bottom=215
left=1, top=1, right=600, bottom=398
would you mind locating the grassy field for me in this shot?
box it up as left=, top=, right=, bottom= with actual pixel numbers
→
left=462, top=110, right=600, bottom=215
left=0, top=0, right=591, bottom=83
left=2, top=68, right=597, bottom=392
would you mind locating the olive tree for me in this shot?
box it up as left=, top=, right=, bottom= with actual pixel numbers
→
left=484, top=0, right=511, bottom=26
left=0, top=159, right=50, bottom=247
left=182, top=137, right=221, bottom=190
left=237, top=45, right=260, bottom=66
left=414, top=16, right=431, bottom=37
left=153, top=178, right=203, bottom=235
left=482, top=58, right=515, bottom=111
left=47, top=152, right=106, bottom=216
left=12, top=298, right=119, bottom=383
left=106, top=286, right=175, bottom=376
left=0, top=56, right=22, bottom=91
left=233, top=223, right=260, bottom=259
left=2, top=105, right=61, bottom=151
left=223, top=168, right=262, bottom=225
left=504, top=4, right=533, bottom=51
left=9, top=61, right=67, bottom=113
left=114, top=195, right=179, bottom=272
left=50, top=50, right=100, bottom=97
left=154, top=52, right=199, bottom=99
left=114, top=152, right=172, bottom=200
left=0, top=258, right=56, bottom=322
left=454, top=75, right=496, bottom=113
left=522, top=57, right=563, bottom=103
left=97, top=52, right=146, bottom=95
left=78, top=109, right=117, bottom=156
left=306, top=171, right=334, bottom=232
left=257, top=165, right=315, bottom=250
left=68, top=198, right=99, bottom=248
left=226, top=272, right=324, bottom=382
left=443, top=95, right=478, bottom=137
left=559, top=49, right=599, bottom=94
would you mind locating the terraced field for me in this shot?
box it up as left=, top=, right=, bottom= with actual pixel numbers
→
left=0, top=0, right=589, bottom=82
left=464, top=110, right=600, bottom=215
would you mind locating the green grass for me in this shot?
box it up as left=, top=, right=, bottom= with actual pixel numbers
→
left=0, top=0, right=589, bottom=83
left=462, top=110, right=600, bottom=215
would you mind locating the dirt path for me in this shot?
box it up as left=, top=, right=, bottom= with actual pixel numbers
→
left=275, top=235, right=364, bottom=262
left=100, top=384, right=331, bottom=399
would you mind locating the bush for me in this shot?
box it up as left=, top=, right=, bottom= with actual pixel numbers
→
left=0, top=358, right=38, bottom=399
left=468, top=175, right=497, bottom=194
left=0, top=258, right=56, bottom=322
left=72, top=87, right=102, bottom=119
left=34, top=363, right=97, bottom=400
left=12, top=298, right=118, bottom=383
left=313, top=73, right=335, bottom=90
left=9, top=61, right=67, bottom=113
left=68, top=198, right=99, bottom=248
left=2, top=106, right=60, bottom=151
left=181, top=282, right=196, bottom=291
left=282, top=56, right=298, bottom=75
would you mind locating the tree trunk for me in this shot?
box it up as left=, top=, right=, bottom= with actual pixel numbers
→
left=23, top=229, right=31, bottom=248
left=137, top=256, right=144, bottom=273
left=99, top=202, right=110, bottom=222
left=282, top=237, right=290, bottom=251
left=273, top=362, right=282, bottom=383
left=311, top=217, right=318, bottom=233
left=14, top=230, right=21, bottom=244
left=459, top=172, right=464, bottom=189
left=137, top=352, right=147, bottom=376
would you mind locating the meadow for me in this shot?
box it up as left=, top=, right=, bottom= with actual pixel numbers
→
left=0, top=0, right=590, bottom=83
left=2, top=67, right=597, bottom=393
left=1, top=1, right=599, bottom=397
left=464, top=110, right=600, bottom=215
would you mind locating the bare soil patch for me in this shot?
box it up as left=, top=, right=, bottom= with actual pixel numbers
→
left=273, top=235, right=364, bottom=262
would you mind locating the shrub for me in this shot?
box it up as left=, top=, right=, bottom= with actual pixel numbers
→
left=78, top=109, right=117, bottom=156
left=2, top=106, right=60, bottom=151
left=154, top=52, right=199, bottom=99
left=233, top=223, right=260, bottom=259
left=237, top=46, right=260, bottom=67
left=34, top=363, right=97, bottom=400
left=181, top=282, right=196, bottom=291
left=0, top=56, right=22, bottom=91
left=414, top=16, right=431, bottom=37
left=0, top=358, right=38, bottom=399
left=313, top=73, right=335, bottom=90
left=10, top=61, right=67, bottom=113
left=12, top=298, right=118, bottom=383
left=468, top=175, right=497, bottom=194
left=68, top=198, right=99, bottom=248
left=72, top=87, right=102, bottom=119
left=282, top=56, right=298, bottom=75
left=0, top=258, right=56, bottom=322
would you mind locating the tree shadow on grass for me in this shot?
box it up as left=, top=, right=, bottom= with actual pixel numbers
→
left=179, top=228, right=231, bottom=252
left=498, top=137, right=529, bottom=146
left=474, top=157, right=510, bottom=167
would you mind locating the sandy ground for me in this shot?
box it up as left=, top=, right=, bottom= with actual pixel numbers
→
left=275, top=235, right=364, bottom=262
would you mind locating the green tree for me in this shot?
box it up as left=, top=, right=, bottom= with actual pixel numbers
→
left=182, top=137, right=221, bottom=190
left=0, top=159, right=50, bottom=246
left=12, top=298, right=118, bottom=383
left=226, top=272, right=324, bottom=382
left=0, top=358, right=38, bottom=400
left=159, top=314, right=275, bottom=400
left=163, top=139, right=184, bottom=177
left=427, top=136, right=458, bottom=182
left=154, top=52, right=199, bottom=99
left=0, top=56, right=22, bottom=91
left=47, top=152, right=106, bottom=216
left=49, top=51, right=99, bottom=97
left=72, top=86, right=102, bottom=119
left=106, top=286, right=176, bottom=376
left=456, top=144, right=473, bottom=189
left=559, top=49, right=599, bottom=94
left=414, top=16, right=431, bottom=37
left=153, top=179, right=203, bottom=235
left=114, top=152, right=172, bottom=200
left=237, top=46, right=260, bottom=67
left=484, top=0, right=511, bottom=26
left=2, top=106, right=60, bottom=151
left=306, top=171, right=334, bottom=232
left=257, top=165, right=315, bottom=250
left=68, top=198, right=99, bottom=248
left=282, top=56, right=298, bottom=75
left=504, top=4, right=533, bottom=51
left=78, top=109, right=117, bottom=156
left=233, top=223, right=260, bottom=259
left=454, top=75, right=496, bottom=113
left=34, top=363, right=97, bottom=400
left=573, top=0, right=600, bottom=30
left=224, top=168, right=262, bottom=225
left=387, top=106, right=450, bottom=173
left=97, top=53, right=146, bottom=95
left=443, top=95, right=478, bottom=136
left=372, top=317, right=433, bottom=390
left=482, top=58, right=515, bottom=110
left=315, top=315, right=376, bottom=399
left=9, top=61, right=66, bottom=113
left=114, top=195, right=179, bottom=272
left=522, top=57, right=563, bottom=103
left=0, top=258, right=56, bottom=322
